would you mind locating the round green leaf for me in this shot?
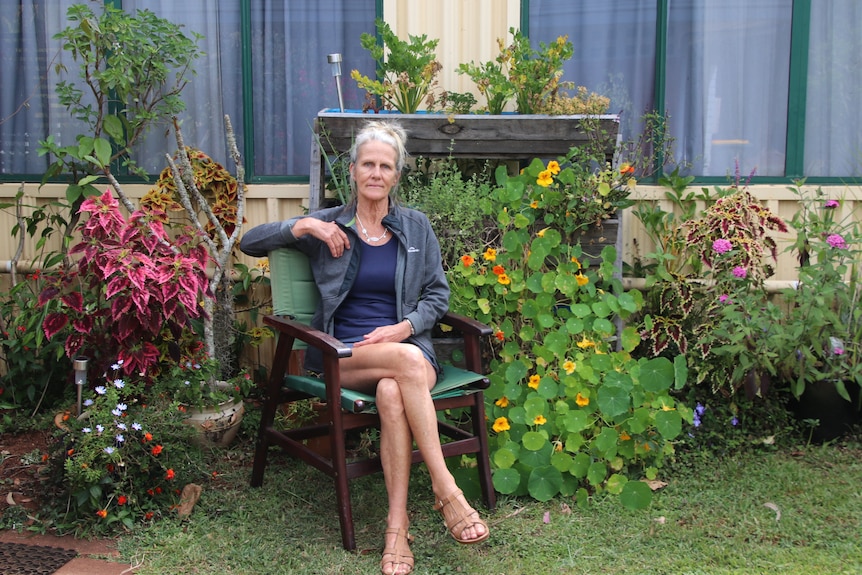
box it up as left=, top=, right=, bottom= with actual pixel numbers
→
left=620, top=325, right=641, bottom=352
left=591, top=301, right=611, bottom=318
left=597, top=385, right=630, bottom=418
left=620, top=480, right=653, bottom=510
left=522, top=430, right=548, bottom=451
left=570, top=452, right=591, bottom=478
left=492, top=468, right=522, bottom=494
left=587, top=461, right=607, bottom=486
left=606, top=473, right=628, bottom=495
left=528, top=466, right=563, bottom=502
left=493, top=447, right=517, bottom=469
left=593, top=317, right=615, bottom=335
left=655, top=409, right=682, bottom=439
left=640, top=356, right=674, bottom=392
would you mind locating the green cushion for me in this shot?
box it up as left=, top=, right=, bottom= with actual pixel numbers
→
left=284, top=364, right=486, bottom=413
left=269, top=248, right=320, bottom=349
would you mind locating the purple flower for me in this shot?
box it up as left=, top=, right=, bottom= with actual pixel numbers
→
left=104, top=446, right=115, bottom=455
left=826, top=234, right=846, bottom=249
left=719, top=294, right=731, bottom=304
left=824, top=199, right=839, bottom=209
left=115, top=434, right=125, bottom=444
left=731, top=417, right=739, bottom=426
left=732, top=266, right=747, bottom=279
left=834, top=347, right=845, bottom=355
left=95, top=386, right=107, bottom=395
left=712, top=239, right=733, bottom=254
left=695, top=403, right=706, bottom=416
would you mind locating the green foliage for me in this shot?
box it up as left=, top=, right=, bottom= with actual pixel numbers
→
left=400, top=159, right=495, bottom=270
left=151, top=357, right=252, bottom=411
left=351, top=18, right=442, bottom=113
left=41, top=3, right=203, bottom=190
left=45, top=362, right=208, bottom=535
left=447, top=149, right=689, bottom=508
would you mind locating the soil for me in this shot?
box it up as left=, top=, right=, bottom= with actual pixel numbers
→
left=0, top=428, right=52, bottom=520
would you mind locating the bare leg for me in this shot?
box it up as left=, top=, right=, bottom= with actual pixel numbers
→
left=341, top=343, right=487, bottom=543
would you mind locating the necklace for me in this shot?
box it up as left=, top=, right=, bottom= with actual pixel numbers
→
left=355, top=212, right=388, bottom=243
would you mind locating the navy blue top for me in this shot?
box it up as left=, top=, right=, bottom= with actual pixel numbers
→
left=333, top=239, right=398, bottom=342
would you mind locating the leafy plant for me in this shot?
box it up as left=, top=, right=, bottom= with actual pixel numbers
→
left=447, top=153, right=690, bottom=508
left=45, top=360, right=207, bottom=534
left=151, top=356, right=252, bottom=411
left=38, top=190, right=212, bottom=380
left=351, top=18, right=442, bottom=113
left=777, top=183, right=862, bottom=403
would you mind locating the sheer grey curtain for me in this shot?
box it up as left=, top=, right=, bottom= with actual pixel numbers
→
left=250, top=0, right=375, bottom=176
left=666, top=1, right=792, bottom=178
left=805, top=0, right=862, bottom=177
left=529, top=0, right=657, bottom=147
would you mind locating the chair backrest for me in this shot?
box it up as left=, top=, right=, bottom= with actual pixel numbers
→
left=269, top=248, right=320, bottom=348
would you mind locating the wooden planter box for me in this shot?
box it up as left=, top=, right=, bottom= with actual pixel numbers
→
left=309, top=109, right=621, bottom=210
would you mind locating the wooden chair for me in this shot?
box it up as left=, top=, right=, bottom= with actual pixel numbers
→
left=250, top=247, right=496, bottom=550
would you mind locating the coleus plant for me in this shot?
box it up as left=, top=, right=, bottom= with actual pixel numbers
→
left=39, top=190, right=212, bottom=379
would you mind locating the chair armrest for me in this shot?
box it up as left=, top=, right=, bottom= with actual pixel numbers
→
left=263, top=315, right=353, bottom=359
left=440, top=311, right=493, bottom=337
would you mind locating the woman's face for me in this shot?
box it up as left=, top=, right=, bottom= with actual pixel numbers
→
left=350, top=140, right=400, bottom=203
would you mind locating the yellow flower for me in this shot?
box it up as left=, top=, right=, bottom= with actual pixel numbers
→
left=530, top=199, right=539, bottom=209
left=537, top=226, right=550, bottom=238
left=528, top=374, right=541, bottom=390
left=576, top=274, right=589, bottom=287
left=495, top=396, right=509, bottom=408
left=497, top=273, right=511, bottom=285
left=482, top=248, right=497, bottom=262
left=575, top=392, right=589, bottom=407
left=619, top=431, right=631, bottom=441
left=547, top=160, right=561, bottom=175
left=536, top=170, right=553, bottom=187
left=256, top=257, right=270, bottom=272
left=492, top=417, right=511, bottom=433
left=570, top=256, right=581, bottom=269
left=577, top=337, right=595, bottom=349
left=563, top=360, right=576, bottom=375
left=533, top=415, right=547, bottom=426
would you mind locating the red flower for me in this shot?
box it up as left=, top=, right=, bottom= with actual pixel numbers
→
left=460, top=254, right=475, bottom=267
left=143, top=432, right=153, bottom=443
left=494, top=330, right=505, bottom=342
left=144, top=511, right=154, bottom=520
left=117, top=495, right=127, bottom=506
left=492, top=265, right=506, bottom=276
left=96, top=509, right=108, bottom=519
left=165, top=469, right=175, bottom=480
left=106, top=464, right=115, bottom=473
left=151, top=444, right=163, bottom=456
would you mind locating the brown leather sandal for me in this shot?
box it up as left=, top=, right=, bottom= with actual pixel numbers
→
left=380, top=527, right=414, bottom=575
left=433, top=489, right=490, bottom=544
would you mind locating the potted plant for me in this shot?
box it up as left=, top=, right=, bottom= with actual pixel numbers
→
left=775, top=184, right=862, bottom=438
left=152, top=356, right=252, bottom=447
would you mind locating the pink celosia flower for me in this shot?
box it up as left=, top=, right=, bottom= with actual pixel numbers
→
left=719, top=294, right=731, bottom=304
left=712, top=239, right=733, bottom=254
left=732, top=266, right=747, bottom=279
left=824, top=199, right=839, bottom=209
left=826, top=234, right=846, bottom=249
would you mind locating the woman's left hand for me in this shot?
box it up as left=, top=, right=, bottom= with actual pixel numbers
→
left=353, top=321, right=412, bottom=347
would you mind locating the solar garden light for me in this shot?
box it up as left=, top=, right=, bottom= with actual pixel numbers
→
left=73, top=356, right=88, bottom=416
left=327, top=53, right=345, bottom=112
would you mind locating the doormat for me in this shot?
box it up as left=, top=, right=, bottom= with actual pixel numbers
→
left=0, top=542, right=78, bottom=575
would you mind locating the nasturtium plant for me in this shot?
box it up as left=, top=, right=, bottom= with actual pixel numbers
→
left=448, top=152, right=691, bottom=509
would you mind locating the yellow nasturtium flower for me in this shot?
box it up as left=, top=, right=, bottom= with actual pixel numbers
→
left=530, top=199, right=539, bottom=209
left=575, top=392, right=590, bottom=407
left=547, top=160, right=561, bottom=175
left=492, top=417, right=511, bottom=433
left=497, top=273, right=511, bottom=285
left=571, top=256, right=582, bottom=269
left=533, top=415, right=547, bottom=426
left=495, top=396, right=509, bottom=408
left=536, top=170, right=553, bottom=187
left=482, top=248, right=497, bottom=262
left=577, top=336, right=596, bottom=349
left=528, top=374, right=541, bottom=390
left=563, top=360, right=576, bottom=375
left=576, top=274, right=589, bottom=287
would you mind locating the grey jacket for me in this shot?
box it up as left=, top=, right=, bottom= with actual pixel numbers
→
left=240, top=202, right=450, bottom=373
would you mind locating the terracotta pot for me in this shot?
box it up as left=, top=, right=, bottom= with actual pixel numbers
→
left=184, top=398, right=245, bottom=447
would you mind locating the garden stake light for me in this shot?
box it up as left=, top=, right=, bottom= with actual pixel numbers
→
left=327, top=53, right=345, bottom=112
left=73, top=356, right=88, bottom=416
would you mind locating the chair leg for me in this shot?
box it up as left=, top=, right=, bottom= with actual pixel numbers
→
left=472, top=391, right=496, bottom=510
left=250, top=335, right=293, bottom=488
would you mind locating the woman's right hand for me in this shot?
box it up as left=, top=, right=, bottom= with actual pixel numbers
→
left=293, top=218, right=350, bottom=258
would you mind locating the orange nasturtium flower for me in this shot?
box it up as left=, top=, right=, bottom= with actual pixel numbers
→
left=497, top=273, right=511, bottom=285
left=492, top=417, right=511, bottom=433
left=494, top=330, right=505, bottom=341
left=563, top=360, right=576, bottom=375
left=575, top=392, right=590, bottom=407
left=619, top=431, right=632, bottom=441
left=547, top=160, right=561, bottom=175
left=530, top=199, right=539, bottom=209
left=536, top=170, right=554, bottom=187
left=533, top=415, right=547, bottom=426
left=528, top=374, right=541, bottom=390
left=576, top=274, right=589, bottom=287
left=482, top=248, right=497, bottom=261
left=460, top=254, right=475, bottom=267
left=620, top=162, right=635, bottom=176
left=495, top=396, right=509, bottom=408
left=492, top=265, right=506, bottom=276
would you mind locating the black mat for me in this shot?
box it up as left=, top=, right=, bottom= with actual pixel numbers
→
left=0, top=542, right=78, bottom=575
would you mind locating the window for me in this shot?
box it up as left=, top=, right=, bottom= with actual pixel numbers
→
left=0, top=1, right=375, bottom=180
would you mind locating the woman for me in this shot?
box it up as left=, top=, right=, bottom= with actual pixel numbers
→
left=240, top=121, right=488, bottom=575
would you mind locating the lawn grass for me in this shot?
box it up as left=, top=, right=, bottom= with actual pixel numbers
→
left=116, top=432, right=862, bottom=575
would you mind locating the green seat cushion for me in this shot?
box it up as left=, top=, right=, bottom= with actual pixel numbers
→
left=284, top=364, right=486, bottom=413
left=269, top=247, right=320, bottom=349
